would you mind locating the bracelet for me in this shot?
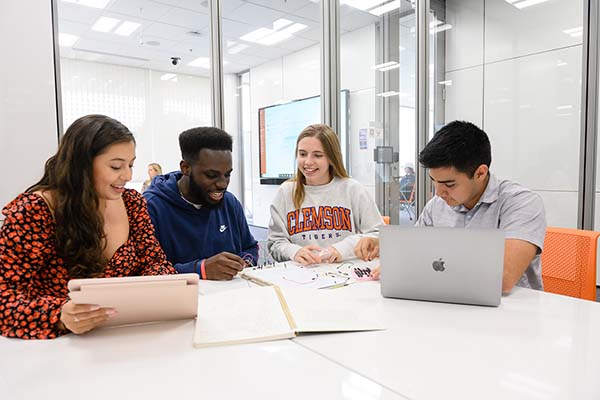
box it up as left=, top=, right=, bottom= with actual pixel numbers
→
left=200, top=259, right=207, bottom=280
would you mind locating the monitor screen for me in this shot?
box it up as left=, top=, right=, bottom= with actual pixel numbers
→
left=258, top=91, right=348, bottom=185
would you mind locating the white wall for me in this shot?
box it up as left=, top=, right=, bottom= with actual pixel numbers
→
left=224, top=73, right=242, bottom=199
left=244, top=24, right=377, bottom=227
left=0, top=0, right=59, bottom=217
left=445, top=0, right=583, bottom=228
left=60, top=58, right=212, bottom=186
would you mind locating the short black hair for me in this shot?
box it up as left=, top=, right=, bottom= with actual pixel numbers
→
left=179, top=127, right=233, bottom=163
left=418, top=120, right=491, bottom=177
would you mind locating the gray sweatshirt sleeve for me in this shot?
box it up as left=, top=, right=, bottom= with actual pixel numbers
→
left=267, top=186, right=302, bottom=262
left=330, top=182, right=383, bottom=260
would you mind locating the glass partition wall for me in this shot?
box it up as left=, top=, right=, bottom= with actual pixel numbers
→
left=57, top=0, right=212, bottom=190
left=56, top=0, right=590, bottom=231
left=429, top=0, right=583, bottom=228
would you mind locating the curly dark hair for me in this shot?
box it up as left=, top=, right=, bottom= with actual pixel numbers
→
left=27, top=114, right=135, bottom=278
left=179, top=127, right=232, bottom=164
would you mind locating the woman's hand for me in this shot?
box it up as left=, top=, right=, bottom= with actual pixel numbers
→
left=354, top=237, right=380, bottom=261
left=321, top=246, right=342, bottom=264
left=60, top=300, right=117, bottom=334
left=370, top=266, right=381, bottom=280
left=293, top=245, right=324, bottom=265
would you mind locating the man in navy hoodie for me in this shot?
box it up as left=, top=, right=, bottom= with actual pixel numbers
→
left=144, top=127, right=258, bottom=280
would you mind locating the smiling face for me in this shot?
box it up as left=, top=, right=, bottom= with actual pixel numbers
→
left=92, top=141, right=136, bottom=201
left=297, top=136, right=332, bottom=186
left=428, top=165, right=489, bottom=210
left=148, top=165, right=159, bottom=179
left=183, top=148, right=232, bottom=207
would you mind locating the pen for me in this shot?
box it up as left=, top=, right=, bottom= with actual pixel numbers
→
left=319, top=282, right=348, bottom=290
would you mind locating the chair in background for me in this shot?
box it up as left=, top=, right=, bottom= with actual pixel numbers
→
left=399, top=183, right=416, bottom=221
left=541, top=227, right=600, bottom=301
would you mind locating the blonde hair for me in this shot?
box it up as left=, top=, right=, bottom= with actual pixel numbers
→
left=143, top=163, right=163, bottom=189
left=292, top=124, right=349, bottom=209
left=148, top=163, right=163, bottom=175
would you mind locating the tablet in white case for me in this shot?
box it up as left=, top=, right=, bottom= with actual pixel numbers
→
left=68, top=273, right=199, bottom=327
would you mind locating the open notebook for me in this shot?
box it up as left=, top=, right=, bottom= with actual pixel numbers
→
left=193, top=286, right=384, bottom=348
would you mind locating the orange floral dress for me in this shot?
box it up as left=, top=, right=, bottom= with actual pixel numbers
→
left=0, top=189, right=175, bottom=339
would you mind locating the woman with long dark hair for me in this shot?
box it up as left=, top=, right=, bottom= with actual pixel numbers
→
left=0, top=114, right=175, bottom=339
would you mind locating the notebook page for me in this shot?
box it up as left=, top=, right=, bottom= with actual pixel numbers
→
left=241, top=263, right=347, bottom=289
left=281, top=287, right=385, bottom=333
left=193, top=286, right=295, bottom=348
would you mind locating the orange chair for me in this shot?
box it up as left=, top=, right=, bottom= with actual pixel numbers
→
left=541, top=227, right=600, bottom=301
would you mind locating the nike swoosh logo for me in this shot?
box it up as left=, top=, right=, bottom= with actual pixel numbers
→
left=220, top=225, right=227, bottom=233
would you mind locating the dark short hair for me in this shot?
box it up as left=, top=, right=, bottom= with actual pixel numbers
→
left=418, top=120, right=491, bottom=177
left=179, top=127, right=232, bottom=163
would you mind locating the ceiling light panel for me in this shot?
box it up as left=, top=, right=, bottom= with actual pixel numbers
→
left=342, top=0, right=388, bottom=11
left=512, top=0, right=551, bottom=9
left=92, top=17, right=120, bottom=33
left=59, top=33, right=79, bottom=47
left=114, top=21, right=141, bottom=36
left=369, top=0, right=401, bottom=16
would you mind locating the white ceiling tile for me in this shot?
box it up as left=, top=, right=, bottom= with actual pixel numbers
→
left=224, top=3, right=285, bottom=28
left=58, top=19, right=91, bottom=36
left=107, top=0, right=172, bottom=21
left=171, top=40, right=211, bottom=57
left=152, top=0, right=184, bottom=6
left=224, top=62, right=251, bottom=74
left=156, top=7, right=209, bottom=30
left=222, top=19, right=259, bottom=38
left=231, top=53, right=270, bottom=66
left=292, top=3, right=320, bottom=22
left=74, top=37, right=125, bottom=53
left=245, top=0, right=313, bottom=14
left=142, top=21, right=190, bottom=40
left=94, top=55, right=148, bottom=68
left=220, top=0, right=246, bottom=14
left=176, top=0, right=210, bottom=13
left=114, top=44, right=161, bottom=60
left=340, top=10, right=379, bottom=33
left=246, top=44, right=289, bottom=60
left=294, top=26, right=321, bottom=41
left=275, top=35, right=316, bottom=52
left=57, top=2, right=104, bottom=24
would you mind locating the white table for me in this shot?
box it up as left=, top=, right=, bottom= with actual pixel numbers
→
left=1, top=317, right=405, bottom=400
left=293, top=283, right=600, bottom=400
left=2, top=277, right=599, bottom=400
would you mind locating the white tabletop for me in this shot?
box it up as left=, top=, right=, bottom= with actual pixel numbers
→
left=292, top=283, right=600, bottom=400
left=3, top=276, right=599, bottom=400
left=1, top=318, right=406, bottom=400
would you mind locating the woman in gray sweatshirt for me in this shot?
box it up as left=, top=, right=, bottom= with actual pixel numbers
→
left=267, top=124, right=383, bottom=265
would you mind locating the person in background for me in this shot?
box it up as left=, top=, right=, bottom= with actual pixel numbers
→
left=268, top=124, right=383, bottom=265
left=363, top=121, right=546, bottom=293
left=144, top=127, right=258, bottom=281
left=399, top=163, right=415, bottom=201
left=142, top=163, right=163, bottom=193
left=0, top=115, right=175, bottom=340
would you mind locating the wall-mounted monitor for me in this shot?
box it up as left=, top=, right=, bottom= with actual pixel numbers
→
left=258, top=91, right=348, bottom=185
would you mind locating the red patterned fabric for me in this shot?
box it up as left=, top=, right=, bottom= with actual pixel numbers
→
left=0, top=189, right=175, bottom=339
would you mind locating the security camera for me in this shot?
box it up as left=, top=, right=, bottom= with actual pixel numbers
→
left=171, top=57, right=181, bottom=66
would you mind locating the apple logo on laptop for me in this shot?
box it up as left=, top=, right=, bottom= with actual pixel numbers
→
left=432, top=258, right=446, bottom=272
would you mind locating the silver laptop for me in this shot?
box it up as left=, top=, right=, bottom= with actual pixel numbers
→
left=380, top=226, right=504, bottom=307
